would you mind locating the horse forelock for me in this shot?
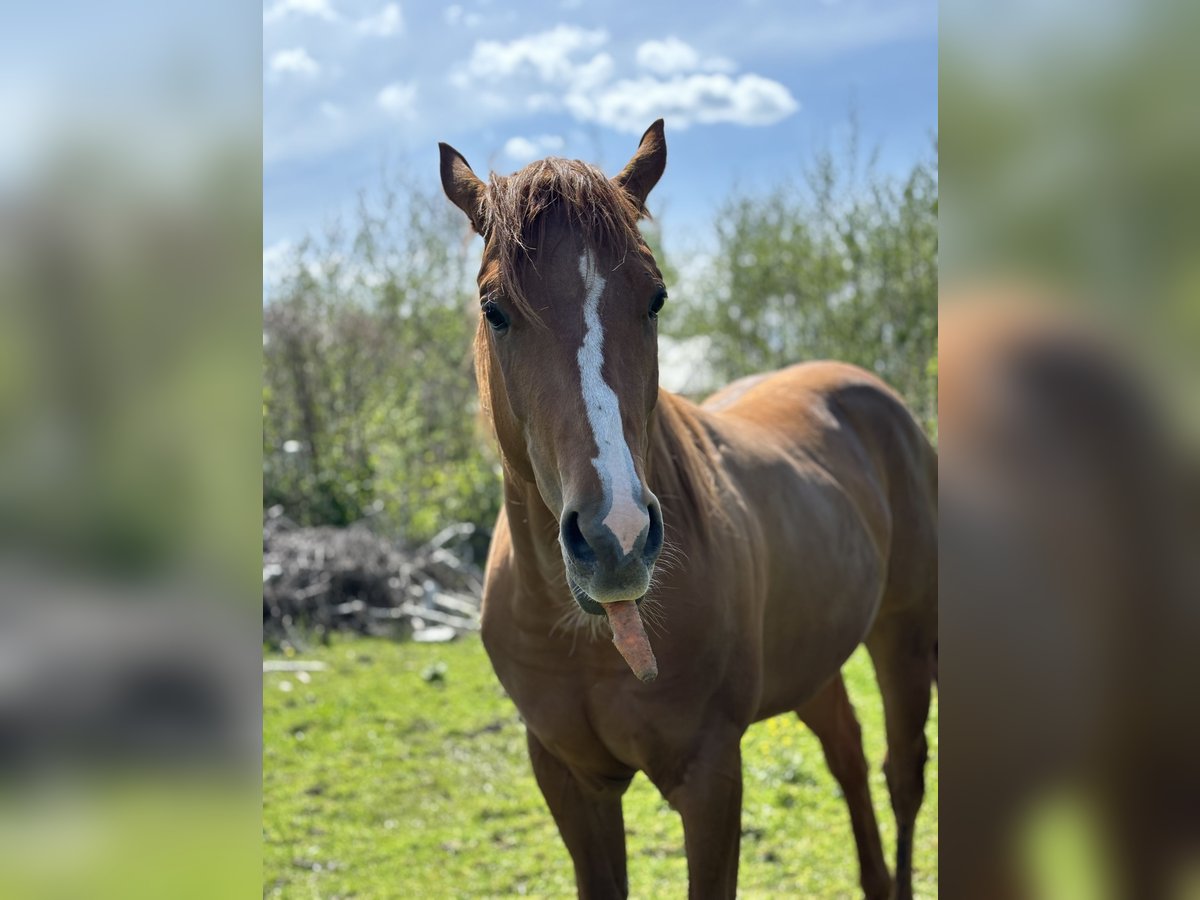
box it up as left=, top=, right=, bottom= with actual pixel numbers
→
left=480, top=157, right=652, bottom=318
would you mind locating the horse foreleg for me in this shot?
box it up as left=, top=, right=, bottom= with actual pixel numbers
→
left=526, top=729, right=630, bottom=900
left=797, top=674, right=892, bottom=900
left=659, top=729, right=744, bottom=900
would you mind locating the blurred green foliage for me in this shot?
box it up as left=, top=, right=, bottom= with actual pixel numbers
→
left=2, top=145, right=262, bottom=585
left=940, top=3, right=1200, bottom=439
left=263, top=141, right=939, bottom=536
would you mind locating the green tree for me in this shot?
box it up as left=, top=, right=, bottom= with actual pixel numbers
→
left=665, top=136, right=938, bottom=430
left=263, top=180, right=500, bottom=539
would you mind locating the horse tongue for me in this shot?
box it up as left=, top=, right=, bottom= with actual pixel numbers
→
left=603, top=600, right=658, bottom=683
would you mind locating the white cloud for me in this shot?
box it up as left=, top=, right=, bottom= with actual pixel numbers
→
left=504, top=134, right=566, bottom=163
left=445, top=4, right=483, bottom=27
left=458, top=25, right=610, bottom=90
left=451, top=28, right=796, bottom=135
left=635, top=37, right=735, bottom=76
left=269, top=47, right=321, bottom=79
left=526, top=93, right=557, bottom=112
left=566, top=73, right=799, bottom=133
left=263, top=0, right=337, bottom=25
left=377, top=81, right=417, bottom=116
left=568, top=52, right=614, bottom=91
left=636, top=37, right=698, bottom=74
left=357, top=3, right=402, bottom=37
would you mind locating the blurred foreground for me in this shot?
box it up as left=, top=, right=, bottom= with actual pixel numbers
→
left=940, top=295, right=1199, bottom=899
left=941, top=0, right=1200, bottom=896
left=0, top=1, right=260, bottom=897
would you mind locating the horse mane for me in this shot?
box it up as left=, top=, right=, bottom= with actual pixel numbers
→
left=647, top=392, right=732, bottom=539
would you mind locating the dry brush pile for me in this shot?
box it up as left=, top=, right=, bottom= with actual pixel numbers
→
left=262, top=507, right=487, bottom=648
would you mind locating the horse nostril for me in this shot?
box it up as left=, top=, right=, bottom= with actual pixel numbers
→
left=643, top=502, right=664, bottom=562
left=561, top=511, right=596, bottom=564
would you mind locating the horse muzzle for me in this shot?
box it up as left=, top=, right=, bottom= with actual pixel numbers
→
left=559, top=498, right=663, bottom=614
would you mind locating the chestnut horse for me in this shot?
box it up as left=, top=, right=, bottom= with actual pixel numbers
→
left=439, top=120, right=937, bottom=900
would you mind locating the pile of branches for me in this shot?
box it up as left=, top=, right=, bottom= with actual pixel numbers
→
left=262, top=508, right=487, bottom=648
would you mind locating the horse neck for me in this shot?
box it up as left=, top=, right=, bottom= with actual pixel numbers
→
left=500, top=471, right=565, bottom=584
left=646, top=389, right=723, bottom=531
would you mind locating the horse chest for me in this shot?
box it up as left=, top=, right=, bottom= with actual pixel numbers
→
left=482, top=632, right=663, bottom=772
left=526, top=686, right=643, bottom=771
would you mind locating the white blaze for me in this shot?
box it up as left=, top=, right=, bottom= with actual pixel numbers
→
left=576, top=250, right=648, bottom=556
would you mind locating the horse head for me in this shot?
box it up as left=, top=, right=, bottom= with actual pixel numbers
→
left=439, top=122, right=669, bottom=627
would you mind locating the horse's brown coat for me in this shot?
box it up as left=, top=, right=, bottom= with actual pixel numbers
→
left=439, top=121, right=937, bottom=900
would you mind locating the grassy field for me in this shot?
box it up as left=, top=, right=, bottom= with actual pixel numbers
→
left=263, top=636, right=937, bottom=898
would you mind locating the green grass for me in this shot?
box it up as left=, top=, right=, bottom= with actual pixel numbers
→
left=264, top=636, right=937, bottom=898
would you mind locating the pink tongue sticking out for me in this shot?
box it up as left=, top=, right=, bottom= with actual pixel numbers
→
left=603, top=600, right=658, bottom=682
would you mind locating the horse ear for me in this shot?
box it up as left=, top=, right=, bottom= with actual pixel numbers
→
left=613, top=119, right=667, bottom=212
left=439, top=142, right=487, bottom=234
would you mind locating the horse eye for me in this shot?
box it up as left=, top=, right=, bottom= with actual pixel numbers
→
left=648, top=288, right=667, bottom=319
left=482, top=299, right=509, bottom=332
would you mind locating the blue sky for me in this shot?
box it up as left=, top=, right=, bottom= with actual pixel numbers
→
left=264, top=0, right=936, bottom=275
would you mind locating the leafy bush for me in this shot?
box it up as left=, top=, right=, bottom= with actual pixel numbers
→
left=665, top=136, right=938, bottom=430
left=263, top=181, right=499, bottom=540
